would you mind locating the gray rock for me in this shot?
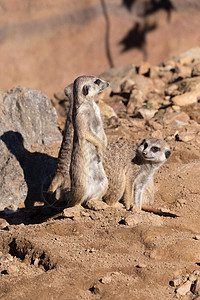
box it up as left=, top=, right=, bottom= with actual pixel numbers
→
left=0, top=87, right=62, bottom=209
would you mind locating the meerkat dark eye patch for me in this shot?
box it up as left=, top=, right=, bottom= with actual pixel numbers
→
left=144, top=142, right=148, bottom=150
left=94, top=79, right=101, bottom=85
left=151, top=146, right=160, bottom=153
left=165, top=150, right=171, bottom=159
left=82, top=85, right=89, bottom=96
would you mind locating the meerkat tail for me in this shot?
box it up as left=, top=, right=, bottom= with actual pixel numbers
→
left=141, top=205, right=178, bottom=218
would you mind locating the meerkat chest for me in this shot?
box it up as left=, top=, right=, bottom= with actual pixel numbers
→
left=134, top=166, right=153, bottom=188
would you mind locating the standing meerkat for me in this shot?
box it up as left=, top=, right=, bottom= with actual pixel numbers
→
left=45, top=83, right=73, bottom=204
left=69, top=75, right=109, bottom=206
left=103, top=138, right=171, bottom=210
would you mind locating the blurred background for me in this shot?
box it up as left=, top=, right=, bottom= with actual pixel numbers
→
left=0, top=0, right=200, bottom=97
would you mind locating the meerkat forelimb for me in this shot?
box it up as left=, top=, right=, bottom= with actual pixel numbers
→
left=69, top=75, right=109, bottom=206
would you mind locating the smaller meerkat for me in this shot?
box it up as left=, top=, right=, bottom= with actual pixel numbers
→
left=103, top=138, right=171, bottom=210
left=69, top=75, right=109, bottom=206
left=45, top=83, right=73, bottom=204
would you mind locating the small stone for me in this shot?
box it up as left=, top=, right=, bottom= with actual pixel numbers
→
left=122, top=214, right=143, bottom=226
left=169, top=277, right=183, bottom=287
left=138, top=62, right=151, bottom=75
left=191, top=279, right=200, bottom=295
left=136, top=108, right=158, bottom=120
left=120, top=78, right=135, bottom=92
left=192, top=63, right=200, bottom=76
left=177, top=132, right=195, bottom=142
left=178, top=56, right=191, bottom=65
left=100, top=276, right=112, bottom=284
left=162, top=112, right=190, bottom=126
left=97, top=100, right=118, bottom=120
left=176, top=280, right=192, bottom=296
left=165, top=84, right=178, bottom=96
left=34, top=258, right=39, bottom=267
left=172, top=105, right=181, bottom=112
left=4, top=204, right=19, bottom=215
left=63, top=206, right=83, bottom=218
left=7, top=264, right=19, bottom=275
left=84, top=200, right=108, bottom=211
left=136, top=263, right=147, bottom=268
left=189, top=273, right=198, bottom=282
left=172, top=91, right=200, bottom=106
left=194, top=235, right=200, bottom=240
left=0, top=218, right=9, bottom=229
left=151, top=130, right=163, bottom=139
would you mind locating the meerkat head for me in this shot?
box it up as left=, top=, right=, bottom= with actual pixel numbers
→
left=136, top=138, right=171, bottom=164
left=64, top=83, right=73, bottom=100
left=73, top=75, right=109, bottom=101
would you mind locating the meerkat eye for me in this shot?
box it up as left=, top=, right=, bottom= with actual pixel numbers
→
left=165, top=150, right=171, bottom=159
left=144, top=142, right=148, bottom=150
left=94, top=79, right=101, bottom=85
left=141, top=139, right=146, bottom=145
left=151, top=146, right=160, bottom=153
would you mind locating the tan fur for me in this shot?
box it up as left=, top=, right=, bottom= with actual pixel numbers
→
left=103, top=138, right=171, bottom=210
left=45, top=84, right=73, bottom=204
left=69, top=75, right=109, bottom=206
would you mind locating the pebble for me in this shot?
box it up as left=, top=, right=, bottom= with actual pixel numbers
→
left=191, top=278, right=200, bottom=295
left=0, top=218, right=9, bottom=229
left=176, top=280, right=192, bottom=296
left=172, top=91, right=199, bottom=106
left=100, top=276, right=112, bottom=284
left=84, top=200, right=108, bottom=211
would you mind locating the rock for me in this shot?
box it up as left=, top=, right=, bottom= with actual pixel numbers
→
left=127, top=89, right=144, bottom=114
left=138, top=62, right=151, bottom=75
left=176, top=280, right=192, bottom=296
left=194, top=235, right=200, bottom=240
left=0, top=87, right=62, bottom=209
left=7, top=264, right=19, bottom=275
left=192, top=63, right=200, bottom=76
left=172, top=91, right=200, bottom=106
left=169, top=277, right=184, bottom=287
left=4, top=204, right=19, bottom=215
left=151, top=130, right=163, bottom=139
left=63, top=206, right=83, bottom=218
left=84, top=199, right=108, bottom=211
left=136, top=108, right=158, bottom=120
left=122, top=214, right=143, bottom=226
left=175, top=63, right=192, bottom=78
left=191, top=279, right=200, bottom=295
left=0, top=218, right=9, bottom=229
left=100, top=276, right=112, bottom=284
left=135, top=263, right=147, bottom=268
left=165, top=84, right=179, bottom=96
left=120, top=78, right=135, bottom=92
left=97, top=100, right=118, bottom=121
left=178, top=56, right=192, bottom=65
left=133, top=75, right=154, bottom=96
left=176, top=132, right=195, bottom=142
left=161, top=112, right=190, bottom=126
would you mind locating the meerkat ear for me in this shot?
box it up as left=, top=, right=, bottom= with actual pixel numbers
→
left=165, top=150, right=171, bottom=159
left=82, top=85, right=89, bottom=96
